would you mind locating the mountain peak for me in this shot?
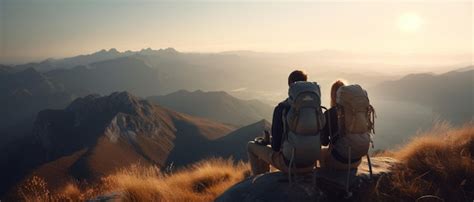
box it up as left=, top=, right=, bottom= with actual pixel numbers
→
left=66, top=91, right=149, bottom=119
left=137, top=47, right=179, bottom=55
left=163, top=47, right=178, bottom=53
left=95, top=48, right=121, bottom=55
left=108, top=48, right=119, bottom=54
left=109, top=91, right=145, bottom=109
left=31, top=90, right=236, bottom=177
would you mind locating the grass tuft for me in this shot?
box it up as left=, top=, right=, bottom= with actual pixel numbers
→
left=374, top=122, right=474, bottom=201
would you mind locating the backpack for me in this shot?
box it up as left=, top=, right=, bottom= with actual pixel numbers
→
left=281, top=81, right=325, bottom=168
left=332, top=84, right=375, bottom=164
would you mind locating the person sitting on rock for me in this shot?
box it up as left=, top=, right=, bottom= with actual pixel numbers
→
left=248, top=70, right=325, bottom=176
left=320, top=80, right=374, bottom=171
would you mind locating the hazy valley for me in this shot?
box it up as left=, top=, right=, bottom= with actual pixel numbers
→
left=0, top=48, right=472, bottom=199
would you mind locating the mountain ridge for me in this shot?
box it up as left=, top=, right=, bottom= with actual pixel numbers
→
left=147, top=90, right=273, bottom=126
left=373, top=68, right=473, bottom=124
left=1, top=91, right=271, bottom=197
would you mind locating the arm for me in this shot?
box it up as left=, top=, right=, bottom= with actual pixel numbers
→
left=321, top=107, right=339, bottom=146
left=271, top=104, right=284, bottom=152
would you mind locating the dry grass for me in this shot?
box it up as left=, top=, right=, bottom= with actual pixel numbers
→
left=17, top=123, right=473, bottom=201
left=18, top=158, right=249, bottom=201
left=18, top=176, right=102, bottom=201
left=373, top=122, right=474, bottom=201
left=101, top=158, right=249, bottom=201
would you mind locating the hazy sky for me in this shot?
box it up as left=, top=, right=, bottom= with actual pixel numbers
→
left=0, top=0, right=472, bottom=63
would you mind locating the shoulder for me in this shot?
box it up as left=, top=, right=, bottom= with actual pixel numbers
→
left=276, top=99, right=290, bottom=109
left=273, top=99, right=290, bottom=112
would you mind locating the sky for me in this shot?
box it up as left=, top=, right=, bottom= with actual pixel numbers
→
left=0, top=0, right=472, bottom=64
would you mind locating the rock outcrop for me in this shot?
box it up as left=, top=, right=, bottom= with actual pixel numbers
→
left=216, top=157, right=398, bottom=202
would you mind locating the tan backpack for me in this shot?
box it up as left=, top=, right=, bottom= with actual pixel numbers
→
left=332, top=84, right=375, bottom=163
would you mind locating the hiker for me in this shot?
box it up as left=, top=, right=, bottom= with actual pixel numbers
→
left=320, top=80, right=375, bottom=170
left=247, top=70, right=325, bottom=176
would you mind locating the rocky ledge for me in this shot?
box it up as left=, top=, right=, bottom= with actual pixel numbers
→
left=216, top=157, right=398, bottom=202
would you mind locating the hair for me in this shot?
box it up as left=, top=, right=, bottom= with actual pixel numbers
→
left=288, top=70, right=308, bottom=86
left=330, top=80, right=346, bottom=107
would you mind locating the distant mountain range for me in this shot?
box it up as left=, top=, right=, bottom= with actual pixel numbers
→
left=2, top=48, right=402, bottom=99
left=373, top=66, right=474, bottom=124
left=148, top=90, right=273, bottom=126
left=6, top=48, right=471, bottom=75
left=0, top=92, right=267, bottom=196
left=46, top=57, right=163, bottom=96
left=5, top=48, right=178, bottom=72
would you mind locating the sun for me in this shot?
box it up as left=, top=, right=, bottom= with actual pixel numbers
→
left=398, top=13, right=423, bottom=33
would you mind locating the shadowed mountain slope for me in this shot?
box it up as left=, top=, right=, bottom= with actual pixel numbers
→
left=33, top=91, right=234, bottom=172
left=165, top=119, right=270, bottom=167
left=0, top=68, right=78, bottom=129
left=1, top=92, right=235, bottom=195
left=0, top=68, right=82, bottom=152
left=373, top=67, right=473, bottom=124
left=210, top=120, right=271, bottom=160
left=0, top=91, right=272, bottom=198
left=147, top=90, right=273, bottom=126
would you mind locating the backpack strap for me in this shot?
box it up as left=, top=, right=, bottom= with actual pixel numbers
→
left=280, top=101, right=290, bottom=142
left=367, top=154, right=373, bottom=179
left=368, top=105, right=376, bottom=134
left=281, top=107, right=287, bottom=141
left=345, top=146, right=353, bottom=198
left=368, top=105, right=376, bottom=148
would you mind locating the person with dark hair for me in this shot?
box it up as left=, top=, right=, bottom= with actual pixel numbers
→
left=287, top=70, right=308, bottom=86
left=247, top=70, right=324, bottom=176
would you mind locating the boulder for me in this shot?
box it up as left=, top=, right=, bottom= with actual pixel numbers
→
left=216, top=157, right=398, bottom=202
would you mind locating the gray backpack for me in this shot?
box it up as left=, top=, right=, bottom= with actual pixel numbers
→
left=282, top=81, right=325, bottom=168
left=332, top=84, right=375, bottom=163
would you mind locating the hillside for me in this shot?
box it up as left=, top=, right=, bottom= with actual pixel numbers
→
left=147, top=90, right=273, bottom=126
left=210, top=120, right=270, bottom=160
left=0, top=92, right=235, bottom=197
left=14, top=123, right=473, bottom=201
left=0, top=91, right=273, bottom=199
left=373, top=67, right=473, bottom=124
left=0, top=68, right=78, bottom=129
left=0, top=68, right=83, bottom=151
left=33, top=92, right=234, bottom=182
